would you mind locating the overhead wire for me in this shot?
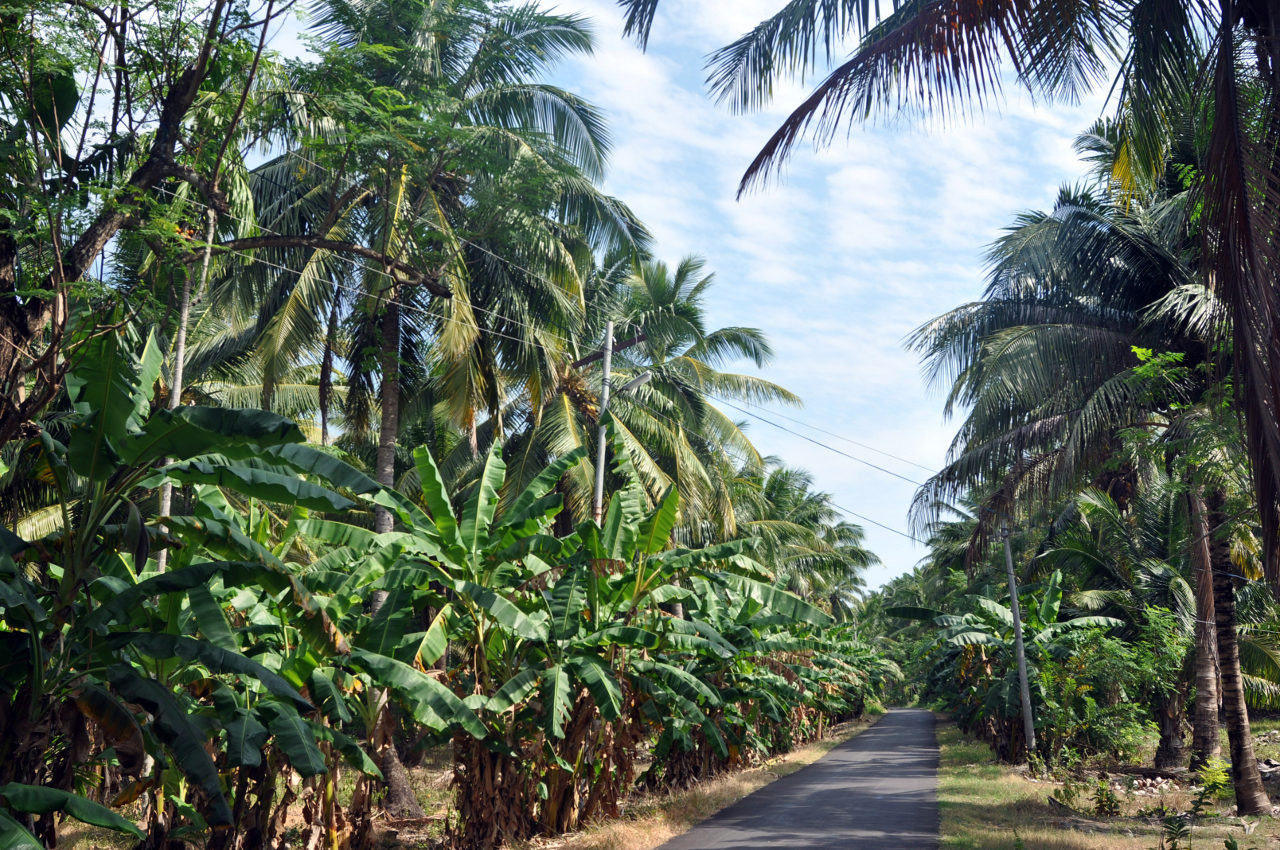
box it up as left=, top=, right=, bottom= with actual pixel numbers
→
left=707, top=392, right=936, bottom=473
left=707, top=396, right=927, bottom=487
left=269, top=151, right=945, bottom=490
left=159, top=170, right=1261, bottom=558
left=148, top=184, right=577, bottom=353
left=152, top=185, right=1269, bottom=568
left=619, top=392, right=927, bottom=544
left=152, top=188, right=1272, bottom=567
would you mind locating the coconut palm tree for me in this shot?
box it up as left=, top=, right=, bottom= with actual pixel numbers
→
left=619, top=1, right=1280, bottom=609
left=908, top=175, right=1269, bottom=805
left=728, top=463, right=879, bottom=606
left=198, top=0, right=627, bottom=533
left=183, top=0, right=640, bottom=816
left=907, top=183, right=1201, bottom=533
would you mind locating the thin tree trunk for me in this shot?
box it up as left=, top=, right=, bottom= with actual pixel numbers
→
left=1153, top=681, right=1189, bottom=769
left=0, top=0, right=230, bottom=445
left=1209, top=491, right=1269, bottom=814
left=372, top=704, right=423, bottom=819
left=1189, top=489, right=1221, bottom=769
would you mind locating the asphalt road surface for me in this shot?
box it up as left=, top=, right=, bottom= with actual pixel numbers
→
left=656, top=708, right=939, bottom=849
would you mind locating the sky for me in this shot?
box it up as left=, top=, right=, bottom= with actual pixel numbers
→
left=541, top=0, right=1112, bottom=588
left=270, top=1, right=1111, bottom=589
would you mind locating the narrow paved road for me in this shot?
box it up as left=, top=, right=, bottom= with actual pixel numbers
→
left=657, top=708, right=939, bottom=849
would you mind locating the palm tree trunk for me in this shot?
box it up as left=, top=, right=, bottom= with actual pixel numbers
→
left=1209, top=491, right=1269, bottom=814
left=1154, top=669, right=1190, bottom=769
left=372, top=703, right=423, bottom=819
left=369, top=284, right=424, bottom=818
left=1188, top=489, right=1221, bottom=770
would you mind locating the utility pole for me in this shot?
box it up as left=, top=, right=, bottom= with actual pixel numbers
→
left=1002, top=521, right=1036, bottom=757
left=157, top=207, right=217, bottom=571
left=592, top=321, right=614, bottom=525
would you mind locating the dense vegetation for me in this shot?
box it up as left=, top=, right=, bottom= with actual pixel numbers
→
left=0, top=1, right=890, bottom=847
left=861, top=110, right=1280, bottom=819
left=14, top=0, right=1280, bottom=845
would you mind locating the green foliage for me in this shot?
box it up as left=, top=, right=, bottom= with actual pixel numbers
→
left=0, top=332, right=379, bottom=837
left=1160, top=815, right=1192, bottom=850
left=0, top=329, right=884, bottom=846
left=0, top=784, right=144, bottom=839
left=1197, top=758, right=1232, bottom=803
left=1091, top=779, right=1121, bottom=817
left=0, top=0, right=893, bottom=846
left=1051, top=775, right=1086, bottom=810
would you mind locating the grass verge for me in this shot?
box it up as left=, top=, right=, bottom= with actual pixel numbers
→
left=937, top=717, right=1280, bottom=849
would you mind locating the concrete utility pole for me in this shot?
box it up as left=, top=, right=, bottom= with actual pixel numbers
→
left=1002, top=521, right=1037, bottom=757
left=157, top=207, right=217, bottom=571
left=592, top=321, right=614, bottom=525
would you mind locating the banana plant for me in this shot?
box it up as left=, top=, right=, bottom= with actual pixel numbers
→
left=887, top=570, right=1121, bottom=759
left=0, top=325, right=374, bottom=844
left=639, top=572, right=887, bottom=790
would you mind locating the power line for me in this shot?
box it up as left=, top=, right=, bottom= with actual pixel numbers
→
left=153, top=185, right=936, bottom=544
left=149, top=183, right=577, bottom=353
left=828, top=501, right=927, bottom=544
left=621, top=393, right=926, bottom=544
left=281, top=149, right=585, bottom=349
left=710, top=396, right=927, bottom=488
left=709, top=393, right=936, bottom=474
left=144, top=191, right=1257, bottom=559
left=164, top=183, right=1252, bottom=558
left=156, top=181, right=941, bottom=497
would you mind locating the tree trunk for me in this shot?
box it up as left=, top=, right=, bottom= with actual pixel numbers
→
left=373, top=706, right=423, bottom=819
left=452, top=733, right=537, bottom=849
left=368, top=286, right=423, bottom=818
left=1153, top=684, right=1188, bottom=769
left=0, top=1, right=230, bottom=444
left=1189, top=489, right=1221, bottom=770
left=1209, top=491, right=1269, bottom=814
left=318, top=290, right=341, bottom=446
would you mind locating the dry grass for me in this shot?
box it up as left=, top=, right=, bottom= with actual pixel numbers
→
left=522, top=713, right=884, bottom=850
left=937, top=718, right=1280, bottom=849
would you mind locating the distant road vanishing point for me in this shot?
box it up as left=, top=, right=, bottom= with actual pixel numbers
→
left=657, top=708, right=940, bottom=849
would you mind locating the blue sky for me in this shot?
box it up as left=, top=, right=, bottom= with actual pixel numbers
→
left=545, top=0, right=1112, bottom=588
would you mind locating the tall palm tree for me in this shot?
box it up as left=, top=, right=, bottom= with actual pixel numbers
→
left=186, top=0, right=637, bottom=816
left=200, top=0, right=624, bottom=529
left=908, top=184, right=1199, bottom=534
left=730, top=463, right=878, bottom=605
left=620, top=0, right=1280, bottom=601
left=908, top=178, right=1269, bottom=804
